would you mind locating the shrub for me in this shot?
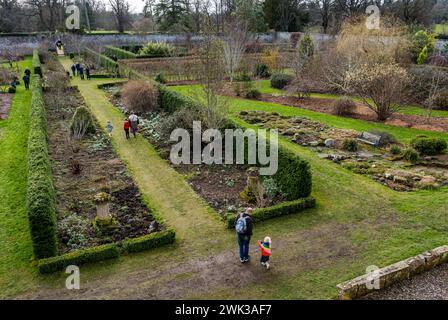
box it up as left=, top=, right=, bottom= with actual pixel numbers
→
left=332, top=97, right=356, bottom=116
left=138, top=42, right=176, bottom=57
left=8, top=86, right=16, bottom=93
left=254, top=63, right=271, bottom=78
left=70, top=106, right=96, bottom=139
left=403, top=148, right=420, bottom=163
left=434, top=89, right=448, bottom=110
left=122, top=229, right=176, bottom=253
left=245, top=89, right=261, bottom=99
left=270, top=73, right=293, bottom=89
left=233, top=72, right=251, bottom=82
left=69, top=53, right=75, bottom=59
left=104, top=46, right=137, bottom=60
left=32, top=49, right=42, bottom=76
left=342, top=138, right=358, bottom=152
left=410, top=136, right=447, bottom=155
left=27, top=75, right=58, bottom=259
left=38, top=243, right=120, bottom=274
left=154, top=72, right=167, bottom=84
left=226, top=197, right=316, bottom=228
left=59, top=214, right=89, bottom=250
left=121, top=80, right=158, bottom=113
left=390, top=145, right=402, bottom=155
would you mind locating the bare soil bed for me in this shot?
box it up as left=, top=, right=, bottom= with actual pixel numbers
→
left=0, top=93, right=14, bottom=120
left=44, top=86, right=160, bottom=254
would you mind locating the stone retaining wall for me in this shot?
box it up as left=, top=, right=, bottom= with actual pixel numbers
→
left=336, top=245, right=448, bottom=299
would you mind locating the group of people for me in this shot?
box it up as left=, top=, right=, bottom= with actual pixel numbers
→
left=9, top=68, right=31, bottom=91
left=70, top=62, right=90, bottom=80
left=104, top=112, right=140, bottom=140
left=235, top=207, right=272, bottom=270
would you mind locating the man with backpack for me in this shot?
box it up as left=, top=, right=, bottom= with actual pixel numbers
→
left=235, top=207, right=254, bottom=263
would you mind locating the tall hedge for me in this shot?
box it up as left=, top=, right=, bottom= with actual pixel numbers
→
left=32, top=49, right=42, bottom=76
left=27, top=74, right=58, bottom=259
left=157, top=84, right=193, bottom=114
left=104, top=45, right=137, bottom=60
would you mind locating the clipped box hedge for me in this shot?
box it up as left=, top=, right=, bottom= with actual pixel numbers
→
left=32, top=49, right=42, bottom=76
left=157, top=84, right=193, bottom=113
left=27, top=74, right=58, bottom=259
left=225, top=197, right=316, bottom=228
left=122, top=229, right=176, bottom=254
left=104, top=45, right=137, bottom=60
left=38, top=244, right=120, bottom=274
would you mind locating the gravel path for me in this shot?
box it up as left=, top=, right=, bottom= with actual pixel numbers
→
left=361, top=263, right=448, bottom=300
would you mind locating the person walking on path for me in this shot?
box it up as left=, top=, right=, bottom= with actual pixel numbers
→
left=128, top=113, right=139, bottom=138
left=71, top=64, right=76, bottom=77
left=258, top=236, right=272, bottom=269
left=86, top=64, right=91, bottom=80
left=123, top=118, right=131, bottom=139
left=235, top=207, right=254, bottom=263
left=75, top=62, right=81, bottom=76
left=79, top=65, right=84, bottom=80
left=106, top=121, right=113, bottom=138
left=22, top=74, right=30, bottom=90
left=24, top=68, right=31, bottom=77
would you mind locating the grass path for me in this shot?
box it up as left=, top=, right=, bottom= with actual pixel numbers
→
left=0, top=58, right=37, bottom=297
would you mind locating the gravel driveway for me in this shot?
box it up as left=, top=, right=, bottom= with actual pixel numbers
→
left=361, top=263, right=448, bottom=300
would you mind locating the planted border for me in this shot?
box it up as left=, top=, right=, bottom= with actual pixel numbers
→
left=26, top=73, right=58, bottom=259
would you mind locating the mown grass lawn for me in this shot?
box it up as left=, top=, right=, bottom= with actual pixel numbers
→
left=0, top=57, right=39, bottom=298
left=254, top=79, right=448, bottom=119
left=435, top=24, right=448, bottom=36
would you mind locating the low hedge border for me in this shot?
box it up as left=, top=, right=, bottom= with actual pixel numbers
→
left=32, top=49, right=42, bottom=76
left=38, top=243, right=120, bottom=274
left=225, top=197, right=316, bottom=228
left=37, top=229, right=176, bottom=274
left=104, top=45, right=137, bottom=60
left=122, top=228, right=176, bottom=254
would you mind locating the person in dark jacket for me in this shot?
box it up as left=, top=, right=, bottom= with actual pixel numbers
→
left=85, top=64, right=90, bottom=80
left=71, top=64, right=76, bottom=77
left=75, top=62, right=81, bottom=76
left=24, top=68, right=31, bottom=77
left=79, top=65, right=84, bottom=80
left=235, top=207, right=254, bottom=263
left=23, top=74, right=30, bottom=90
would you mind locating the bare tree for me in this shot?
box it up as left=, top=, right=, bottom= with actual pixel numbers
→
left=108, top=0, right=131, bottom=32
left=346, top=61, right=411, bottom=121
left=222, top=19, right=248, bottom=82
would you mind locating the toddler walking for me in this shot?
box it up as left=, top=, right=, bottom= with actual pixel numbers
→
left=258, top=236, right=271, bottom=269
left=106, top=120, right=113, bottom=138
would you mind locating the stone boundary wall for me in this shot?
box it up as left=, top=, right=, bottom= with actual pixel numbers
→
left=336, top=245, right=448, bottom=300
